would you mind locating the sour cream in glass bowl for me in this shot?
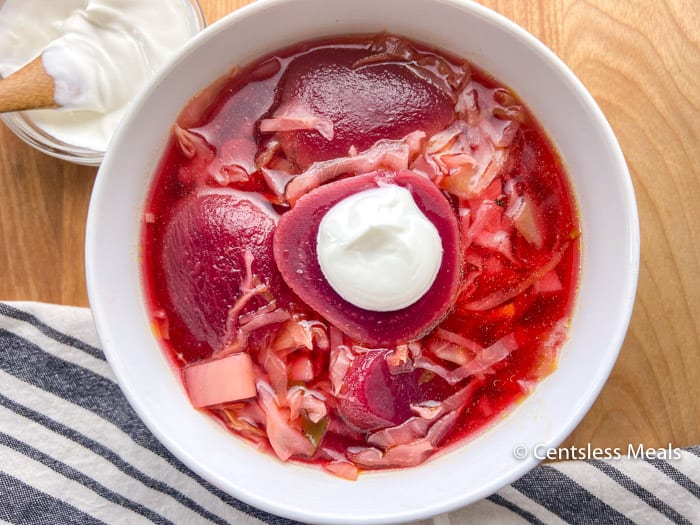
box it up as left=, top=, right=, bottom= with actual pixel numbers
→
left=0, top=0, right=206, bottom=165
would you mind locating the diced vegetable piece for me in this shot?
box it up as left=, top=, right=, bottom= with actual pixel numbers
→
left=289, top=354, right=314, bottom=382
left=302, top=415, right=329, bottom=446
left=430, top=340, right=470, bottom=365
left=273, top=320, right=309, bottom=351
left=533, top=270, right=563, bottom=294
left=184, top=353, right=256, bottom=408
left=507, top=193, right=544, bottom=249
left=323, top=460, right=359, bottom=481
left=258, top=345, right=288, bottom=397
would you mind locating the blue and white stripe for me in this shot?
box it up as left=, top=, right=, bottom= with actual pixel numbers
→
left=1, top=302, right=698, bottom=524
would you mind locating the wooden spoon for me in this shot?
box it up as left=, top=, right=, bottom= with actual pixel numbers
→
left=0, top=56, right=58, bottom=113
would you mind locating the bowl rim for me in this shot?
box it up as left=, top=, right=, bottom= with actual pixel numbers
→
left=86, top=0, right=640, bottom=522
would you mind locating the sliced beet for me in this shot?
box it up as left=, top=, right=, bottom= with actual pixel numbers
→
left=160, top=188, right=294, bottom=355
left=273, top=170, right=462, bottom=347
left=272, top=46, right=454, bottom=169
left=337, top=349, right=451, bottom=431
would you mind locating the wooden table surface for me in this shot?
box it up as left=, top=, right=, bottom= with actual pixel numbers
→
left=1, top=0, right=698, bottom=453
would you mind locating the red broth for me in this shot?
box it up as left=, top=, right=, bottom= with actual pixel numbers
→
left=142, top=34, right=580, bottom=478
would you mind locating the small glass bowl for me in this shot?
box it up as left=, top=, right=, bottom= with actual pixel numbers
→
left=0, top=0, right=207, bottom=166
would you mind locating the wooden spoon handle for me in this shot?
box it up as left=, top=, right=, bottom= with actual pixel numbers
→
left=0, top=56, right=58, bottom=113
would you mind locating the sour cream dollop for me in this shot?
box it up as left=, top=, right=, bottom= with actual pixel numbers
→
left=316, top=185, right=443, bottom=312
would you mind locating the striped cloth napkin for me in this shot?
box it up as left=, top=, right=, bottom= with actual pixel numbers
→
left=1, top=301, right=698, bottom=525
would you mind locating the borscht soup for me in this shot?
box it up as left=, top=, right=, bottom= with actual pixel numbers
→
left=142, top=34, right=580, bottom=479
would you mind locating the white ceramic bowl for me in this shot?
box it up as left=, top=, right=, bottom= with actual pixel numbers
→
left=86, top=0, right=639, bottom=522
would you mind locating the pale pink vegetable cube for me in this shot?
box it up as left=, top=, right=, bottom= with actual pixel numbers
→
left=534, top=270, right=563, bottom=293
left=323, top=461, right=359, bottom=481
left=289, top=355, right=314, bottom=382
left=184, top=353, right=256, bottom=408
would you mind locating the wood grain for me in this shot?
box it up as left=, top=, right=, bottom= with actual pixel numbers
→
left=1, top=0, right=698, bottom=453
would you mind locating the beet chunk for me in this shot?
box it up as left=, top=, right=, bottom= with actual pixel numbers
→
left=273, top=170, right=462, bottom=347
left=161, top=188, right=293, bottom=355
left=272, top=46, right=454, bottom=169
left=337, top=349, right=451, bottom=431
